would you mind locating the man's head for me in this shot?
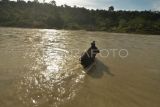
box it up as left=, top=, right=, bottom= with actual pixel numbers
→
left=91, top=41, right=95, bottom=46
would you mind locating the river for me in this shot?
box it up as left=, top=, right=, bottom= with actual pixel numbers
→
left=0, top=27, right=160, bottom=107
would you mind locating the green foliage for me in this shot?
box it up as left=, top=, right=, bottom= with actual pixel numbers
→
left=108, top=6, right=114, bottom=12
left=0, top=1, right=160, bottom=34
left=50, top=0, right=56, bottom=6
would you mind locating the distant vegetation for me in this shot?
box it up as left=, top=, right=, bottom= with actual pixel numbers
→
left=0, top=0, right=160, bottom=34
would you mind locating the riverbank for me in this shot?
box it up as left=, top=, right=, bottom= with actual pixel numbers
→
left=0, top=1, right=160, bottom=35
left=1, top=26, right=160, bottom=35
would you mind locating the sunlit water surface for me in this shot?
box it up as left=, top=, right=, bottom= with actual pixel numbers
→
left=0, top=27, right=160, bottom=107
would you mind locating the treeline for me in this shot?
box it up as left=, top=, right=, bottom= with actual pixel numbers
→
left=0, top=0, right=160, bottom=34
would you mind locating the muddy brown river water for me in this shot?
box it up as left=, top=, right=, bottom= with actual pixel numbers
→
left=0, top=27, right=160, bottom=107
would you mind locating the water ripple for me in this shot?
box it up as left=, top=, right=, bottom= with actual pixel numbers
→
left=16, top=29, right=85, bottom=107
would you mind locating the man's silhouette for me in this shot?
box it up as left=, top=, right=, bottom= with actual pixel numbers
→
left=80, top=41, right=100, bottom=68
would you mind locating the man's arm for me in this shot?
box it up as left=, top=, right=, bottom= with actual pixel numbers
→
left=94, top=47, right=100, bottom=53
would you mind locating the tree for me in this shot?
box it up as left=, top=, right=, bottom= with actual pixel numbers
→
left=108, top=6, right=114, bottom=12
left=34, top=0, right=39, bottom=3
left=50, top=0, right=56, bottom=6
left=0, top=1, right=160, bottom=34
left=1, top=0, right=9, bottom=2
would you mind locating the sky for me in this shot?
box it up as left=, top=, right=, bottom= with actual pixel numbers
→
left=16, top=0, right=160, bottom=11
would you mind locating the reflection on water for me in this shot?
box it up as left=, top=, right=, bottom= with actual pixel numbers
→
left=15, top=29, right=85, bottom=107
left=86, top=58, right=114, bottom=78
left=0, top=27, right=160, bottom=107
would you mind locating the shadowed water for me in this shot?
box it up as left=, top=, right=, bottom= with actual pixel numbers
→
left=0, top=27, right=160, bottom=107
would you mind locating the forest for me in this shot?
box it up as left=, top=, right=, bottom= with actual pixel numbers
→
left=0, top=0, right=160, bottom=34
